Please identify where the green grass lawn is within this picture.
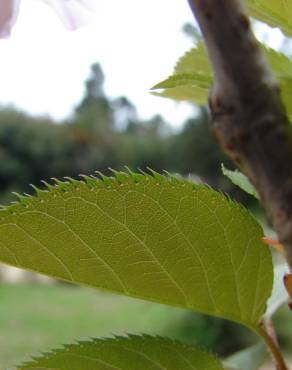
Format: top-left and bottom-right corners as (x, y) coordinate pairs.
(0, 284), (187, 370)
(1, 284), (291, 370)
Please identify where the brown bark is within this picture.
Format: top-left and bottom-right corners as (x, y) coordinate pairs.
(187, 0), (292, 268)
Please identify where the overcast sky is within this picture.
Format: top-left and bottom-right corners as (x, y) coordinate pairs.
(0, 0), (198, 126)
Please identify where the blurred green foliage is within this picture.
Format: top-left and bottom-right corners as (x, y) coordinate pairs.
(0, 285), (257, 369)
(167, 311), (257, 357)
(0, 285), (185, 369)
(0, 63), (248, 206)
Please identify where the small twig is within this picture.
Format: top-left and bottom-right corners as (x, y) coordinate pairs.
(258, 323), (289, 370)
(265, 319), (280, 351)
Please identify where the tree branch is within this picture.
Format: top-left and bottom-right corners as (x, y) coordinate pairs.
(187, 0), (292, 269)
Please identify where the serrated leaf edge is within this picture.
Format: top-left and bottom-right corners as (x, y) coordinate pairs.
(18, 333), (222, 369)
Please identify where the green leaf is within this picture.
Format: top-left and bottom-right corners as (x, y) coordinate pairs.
(262, 46), (292, 118)
(153, 42), (292, 120)
(279, 76), (292, 119)
(152, 73), (212, 90)
(151, 84), (208, 105)
(246, 0), (292, 36)
(151, 72), (211, 104)
(151, 44), (211, 104)
(265, 263), (290, 318)
(223, 343), (268, 370)
(0, 172), (273, 328)
(221, 164), (258, 199)
(174, 43), (212, 75)
(263, 46), (292, 77)
(19, 335), (224, 370)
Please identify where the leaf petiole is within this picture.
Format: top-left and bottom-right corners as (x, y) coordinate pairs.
(257, 322), (289, 370)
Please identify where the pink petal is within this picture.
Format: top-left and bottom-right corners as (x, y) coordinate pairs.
(0, 0), (21, 38)
(42, 0), (95, 30)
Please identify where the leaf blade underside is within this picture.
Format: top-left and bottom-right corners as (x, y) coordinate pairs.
(0, 172), (273, 328)
(221, 164), (258, 199)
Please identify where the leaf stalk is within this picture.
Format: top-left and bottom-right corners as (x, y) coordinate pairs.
(258, 323), (289, 370)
